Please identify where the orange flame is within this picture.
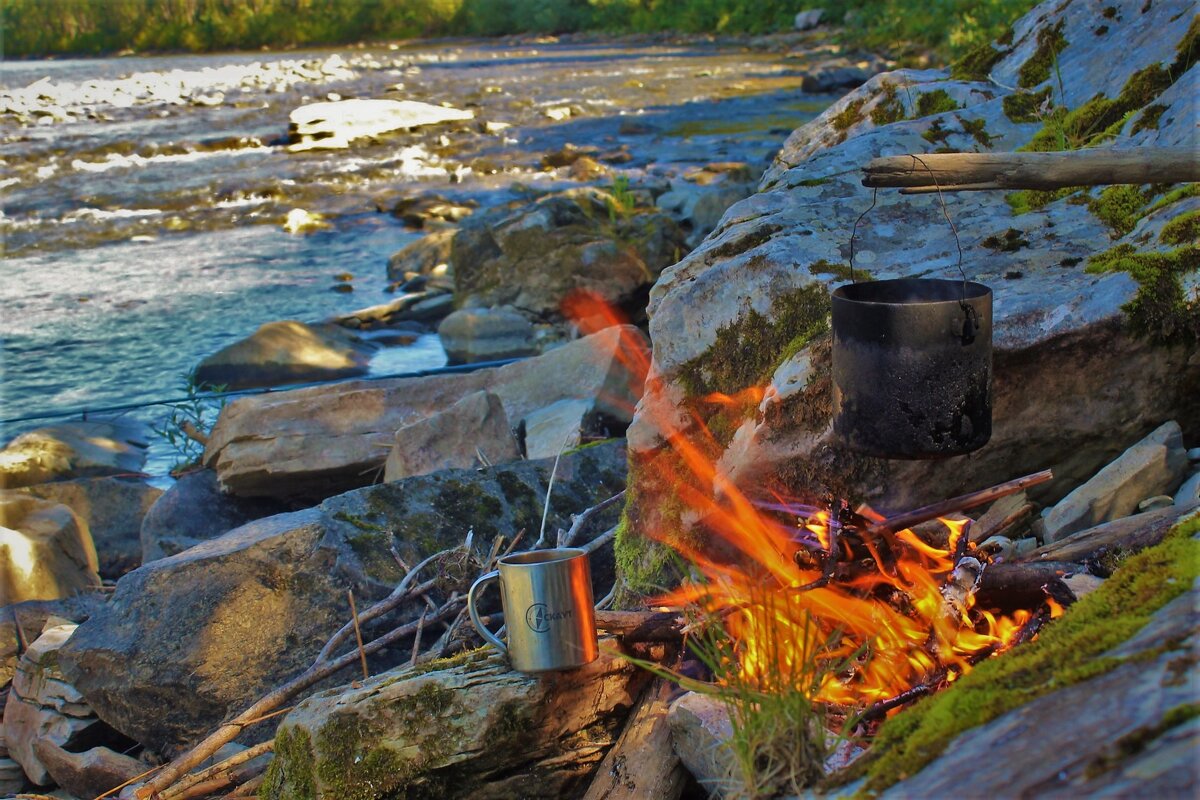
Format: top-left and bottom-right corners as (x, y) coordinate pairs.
(564, 294), (1049, 706)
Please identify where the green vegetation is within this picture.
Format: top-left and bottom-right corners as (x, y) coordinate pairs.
(981, 228), (1029, 252)
(1160, 209), (1200, 245)
(870, 83), (906, 126)
(677, 283), (830, 397)
(1017, 18), (1068, 88)
(1086, 243), (1200, 343)
(1088, 185), (1151, 237)
(150, 373), (227, 475)
(2, 0), (1040, 61)
(915, 89), (959, 117)
(1002, 87), (1052, 123)
(848, 513), (1200, 793)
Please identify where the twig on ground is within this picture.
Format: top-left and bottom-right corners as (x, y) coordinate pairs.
(159, 740), (274, 800)
(559, 490), (626, 549)
(348, 590), (369, 681)
(410, 610), (427, 667)
(534, 432), (573, 549)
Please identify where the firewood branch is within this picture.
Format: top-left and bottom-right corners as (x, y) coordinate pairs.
(559, 490), (626, 548)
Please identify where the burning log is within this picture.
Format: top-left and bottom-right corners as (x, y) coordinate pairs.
(870, 469), (1053, 537)
(974, 561), (1080, 613)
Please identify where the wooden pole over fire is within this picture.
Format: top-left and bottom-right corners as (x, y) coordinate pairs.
(862, 147), (1200, 193)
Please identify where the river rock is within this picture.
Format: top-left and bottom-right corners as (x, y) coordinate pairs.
(391, 194), (476, 228)
(624, 0), (1200, 578)
(438, 307), (537, 364)
(2, 623), (100, 786)
(287, 98), (474, 151)
(194, 320), (378, 391)
(204, 325), (647, 499)
(1042, 421), (1188, 543)
(522, 399), (602, 460)
(0, 495), (101, 606)
(655, 174), (755, 248)
(15, 477), (162, 579)
(451, 187), (686, 316)
(386, 229), (455, 281)
(33, 741), (145, 800)
(667, 691), (736, 793)
(0, 421), (148, 490)
(1176, 470), (1200, 507)
(793, 9), (825, 30)
(1, 595), (108, 691)
(880, 584), (1200, 798)
(140, 468), (294, 562)
(262, 645), (648, 800)
(57, 441), (626, 752)
(383, 390), (520, 481)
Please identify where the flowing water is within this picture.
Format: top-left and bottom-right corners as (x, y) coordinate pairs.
(0, 34), (832, 475)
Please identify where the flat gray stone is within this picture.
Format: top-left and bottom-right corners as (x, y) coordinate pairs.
(383, 390), (520, 481)
(437, 307), (536, 364)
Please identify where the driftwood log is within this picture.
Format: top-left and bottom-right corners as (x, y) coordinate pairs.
(1023, 502), (1198, 566)
(974, 561), (1080, 612)
(862, 148), (1200, 193)
(582, 679), (687, 800)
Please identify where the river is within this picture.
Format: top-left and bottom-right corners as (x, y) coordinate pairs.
(0, 34), (832, 475)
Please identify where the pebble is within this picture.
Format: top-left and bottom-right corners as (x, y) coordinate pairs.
(1188, 447), (1200, 463)
(1137, 495), (1175, 512)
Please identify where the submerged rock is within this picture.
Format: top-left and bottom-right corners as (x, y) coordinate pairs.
(194, 320), (377, 391)
(57, 441), (626, 752)
(204, 326), (647, 499)
(288, 98), (473, 151)
(0, 421), (148, 490)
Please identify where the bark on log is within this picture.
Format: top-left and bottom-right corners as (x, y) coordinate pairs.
(582, 679), (687, 800)
(595, 610), (685, 642)
(872, 469), (1053, 536)
(862, 149), (1200, 192)
(974, 561), (1081, 612)
(1023, 502), (1198, 567)
(260, 642), (652, 800)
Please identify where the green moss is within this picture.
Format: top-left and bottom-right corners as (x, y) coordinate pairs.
(831, 98), (866, 140)
(960, 117), (995, 148)
(1086, 243), (1200, 342)
(1005, 186), (1084, 214)
(1002, 87), (1052, 123)
(1160, 209), (1200, 245)
(1145, 184), (1200, 215)
(310, 683), (462, 800)
(853, 513), (1200, 793)
(677, 284), (830, 397)
(950, 40), (1006, 81)
(869, 83), (905, 125)
(796, 177), (830, 187)
(921, 118), (951, 146)
(1018, 18), (1067, 88)
(1171, 13), (1200, 77)
(981, 228), (1029, 252)
(259, 728), (316, 800)
(808, 259), (856, 282)
(1131, 103), (1168, 134)
(433, 479), (504, 539)
(1088, 185), (1152, 237)
(915, 89), (959, 117)
(334, 511), (387, 532)
(1023, 65), (1172, 152)
(1083, 703), (1200, 778)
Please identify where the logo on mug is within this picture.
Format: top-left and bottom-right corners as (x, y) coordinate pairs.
(525, 603), (574, 632)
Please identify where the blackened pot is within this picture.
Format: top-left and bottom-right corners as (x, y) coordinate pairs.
(831, 278), (992, 459)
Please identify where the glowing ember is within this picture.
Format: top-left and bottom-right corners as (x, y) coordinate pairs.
(563, 290), (1051, 708)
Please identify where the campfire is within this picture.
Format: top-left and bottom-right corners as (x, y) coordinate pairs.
(565, 292), (1063, 715)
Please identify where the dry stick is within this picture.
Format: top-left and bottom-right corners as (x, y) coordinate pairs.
(316, 546), (450, 662)
(347, 590), (369, 681)
(410, 610), (427, 667)
(170, 761), (268, 800)
(534, 435), (571, 549)
(559, 490), (627, 549)
(135, 600), (462, 799)
(583, 524), (619, 555)
(92, 765), (162, 800)
(221, 772), (266, 799)
(869, 469), (1053, 537)
(159, 740), (275, 800)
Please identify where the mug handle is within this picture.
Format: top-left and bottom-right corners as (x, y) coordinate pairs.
(467, 570), (507, 656)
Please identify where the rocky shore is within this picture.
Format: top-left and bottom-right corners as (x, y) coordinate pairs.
(1, 1), (1197, 798)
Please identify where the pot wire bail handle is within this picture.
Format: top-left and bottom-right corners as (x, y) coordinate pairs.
(848, 154), (978, 344)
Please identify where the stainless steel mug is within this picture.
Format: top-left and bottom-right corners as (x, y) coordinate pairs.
(467, 547), (598, 672)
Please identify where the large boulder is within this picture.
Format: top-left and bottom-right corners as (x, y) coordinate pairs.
(15, 477), (162, 578)
(203, 325), (648, 499)
(451, 187), (687, 316)
(194, 320), (378, 391)
(383, 390), (520, 482)
(139, 468), (294, 562)
(287, 98), (473, 151)
(0, 494), (100, 606)
(437, 307), (538, 364)
(57, 441), (627, 752)
(623, 0), (1199, 584)
(0, 421), (148, 490)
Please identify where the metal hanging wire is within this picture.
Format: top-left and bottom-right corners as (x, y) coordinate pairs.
(846, 154), (977, 341)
